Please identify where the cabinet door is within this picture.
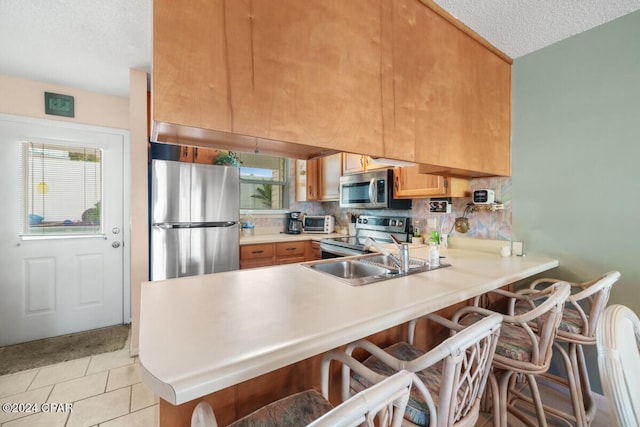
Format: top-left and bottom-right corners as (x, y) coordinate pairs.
(153, 0), (233, 133)
(179, 146), (194, 162)
(385, 0), (511, 176)
(225, 1), (385, 156)
(240, 243), (275, 269)
(275, 241), (306, 265)
(394, 166), (445, 198)
(342, 153), (366, 175)
(305, 241), (322, 261)
(193, 147), (219, 164)
(343, 154), (392, 174)
(394, 166), (470, 198)
(318, 153), (342, 201)
(305, 159), (319, 201)
(365, 157), (393, 171)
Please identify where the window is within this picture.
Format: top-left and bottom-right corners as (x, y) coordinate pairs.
(237, 153), (289, 210)
(22, 141), (102, 237)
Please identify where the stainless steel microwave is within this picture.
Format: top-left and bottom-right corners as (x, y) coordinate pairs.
(339, 169), (412, 209)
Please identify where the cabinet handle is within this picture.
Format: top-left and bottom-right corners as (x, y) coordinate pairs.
(360, 157), (364, 167)
(251, 250), (264, 254)
(286, 247), (296, 251)
(395, 175), (400, 191)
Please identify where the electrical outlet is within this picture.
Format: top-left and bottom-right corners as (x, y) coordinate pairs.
(429, 199), (451, 213)
(512, 241), (524, 256)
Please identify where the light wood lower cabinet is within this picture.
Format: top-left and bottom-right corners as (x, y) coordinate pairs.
(306, 241), (322, 261)
(275, 241), (306, 265)
(241, 240), (319, 269)
(240, 243), (275, 269)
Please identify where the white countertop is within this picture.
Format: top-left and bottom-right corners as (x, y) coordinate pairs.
(239, 231), (346, 245)
(139, 246), (558, 405)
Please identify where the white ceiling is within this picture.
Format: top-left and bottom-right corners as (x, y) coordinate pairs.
(1, 1), (639, 98)
(432, 0), (640, 58)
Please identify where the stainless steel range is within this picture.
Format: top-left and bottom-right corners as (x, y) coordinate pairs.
(319, 215), (410, 258)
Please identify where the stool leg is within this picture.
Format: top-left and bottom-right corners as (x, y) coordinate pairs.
(524, 373), (549, 427)
(497, 370), (515, 427)
(486, 370), (501, 427)
(560, 341), (588, 426)
(576, 343), (597, 424)
(504, 373), (549, 427)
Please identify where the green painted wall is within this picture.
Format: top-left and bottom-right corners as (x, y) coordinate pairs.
(512, 10), (640, 391)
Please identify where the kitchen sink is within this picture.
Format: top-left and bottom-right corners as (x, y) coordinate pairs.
(303, 254), (449, 286)
(358, 253), (429, 270)
(308, 260), (394, 281)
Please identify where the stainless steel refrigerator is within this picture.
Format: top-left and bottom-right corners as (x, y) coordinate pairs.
(151, 159), (240, 280)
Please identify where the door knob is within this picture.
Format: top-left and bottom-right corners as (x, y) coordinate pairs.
(112, 241), (121, 248)
(112, 227), (121, 234)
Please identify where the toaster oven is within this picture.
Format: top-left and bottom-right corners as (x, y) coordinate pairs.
(303, 215), (335, 233)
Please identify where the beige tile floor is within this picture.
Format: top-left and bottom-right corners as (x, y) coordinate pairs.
(0, 336), (158, 427)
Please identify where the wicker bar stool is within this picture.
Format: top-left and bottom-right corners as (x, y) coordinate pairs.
(452, 281), (571, 427)
(511, 271), (620, 426)
(597, 304), (640, 427)
(336, 313), (503, 427)
(191, 368), (421, 427)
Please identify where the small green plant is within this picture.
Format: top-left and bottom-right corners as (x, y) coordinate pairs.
(82, 201), (101, 224)
(251, 184), (273, 208)
(214, 151), (240, 166)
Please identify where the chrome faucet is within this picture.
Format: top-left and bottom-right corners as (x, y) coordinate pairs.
(389, 235), (410, 273)
(363, 235), (410, 273)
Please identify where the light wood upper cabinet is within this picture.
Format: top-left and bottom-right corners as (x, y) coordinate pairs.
(153, 0), (511, 177)
(342, 153), (367, 174)
(393, 166), (470, 198)
(317, 153), (342, 201)
(383, 0), (511, 176)
(342, 154), (393, 175)
(154, 0), (385, 157)
(297, 153), (342, 202)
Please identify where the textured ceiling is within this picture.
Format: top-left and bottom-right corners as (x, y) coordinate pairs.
(432, 0), (640, 58)
(0, 1), (639, 98)
(0, 0), (151, 98)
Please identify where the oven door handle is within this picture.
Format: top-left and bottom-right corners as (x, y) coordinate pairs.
(368, 178), (377, 206)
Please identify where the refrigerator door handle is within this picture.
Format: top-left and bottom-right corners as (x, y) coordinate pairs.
(153, 221), (238, 229)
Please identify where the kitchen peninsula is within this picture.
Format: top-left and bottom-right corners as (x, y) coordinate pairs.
(139, 244), (558, 426)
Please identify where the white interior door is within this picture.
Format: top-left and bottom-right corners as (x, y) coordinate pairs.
(0, 114), (128, 346)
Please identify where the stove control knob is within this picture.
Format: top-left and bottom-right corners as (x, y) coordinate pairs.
(390, 220), (396, 226)
(397, 220), (404, 227)
(362, 218), (368, 224)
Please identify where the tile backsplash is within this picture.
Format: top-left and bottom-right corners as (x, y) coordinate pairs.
(249, 165), (512, 241)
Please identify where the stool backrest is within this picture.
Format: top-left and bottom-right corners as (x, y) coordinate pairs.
(309, 370), (415, 427)
(191, 370), (418, 427)
(597, 304), (640, 427)
(511, 281), (571, 366)
(436, 313), (503, 426)
(567, 270), (620, 340)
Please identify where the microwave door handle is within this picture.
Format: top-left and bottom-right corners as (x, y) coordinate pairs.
(368, 178), (377, 206)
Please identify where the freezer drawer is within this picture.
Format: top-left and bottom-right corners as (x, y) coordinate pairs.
(151, 224), (239, 280)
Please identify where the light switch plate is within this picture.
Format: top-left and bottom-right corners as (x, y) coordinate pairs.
(429, 199), (451, 213)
